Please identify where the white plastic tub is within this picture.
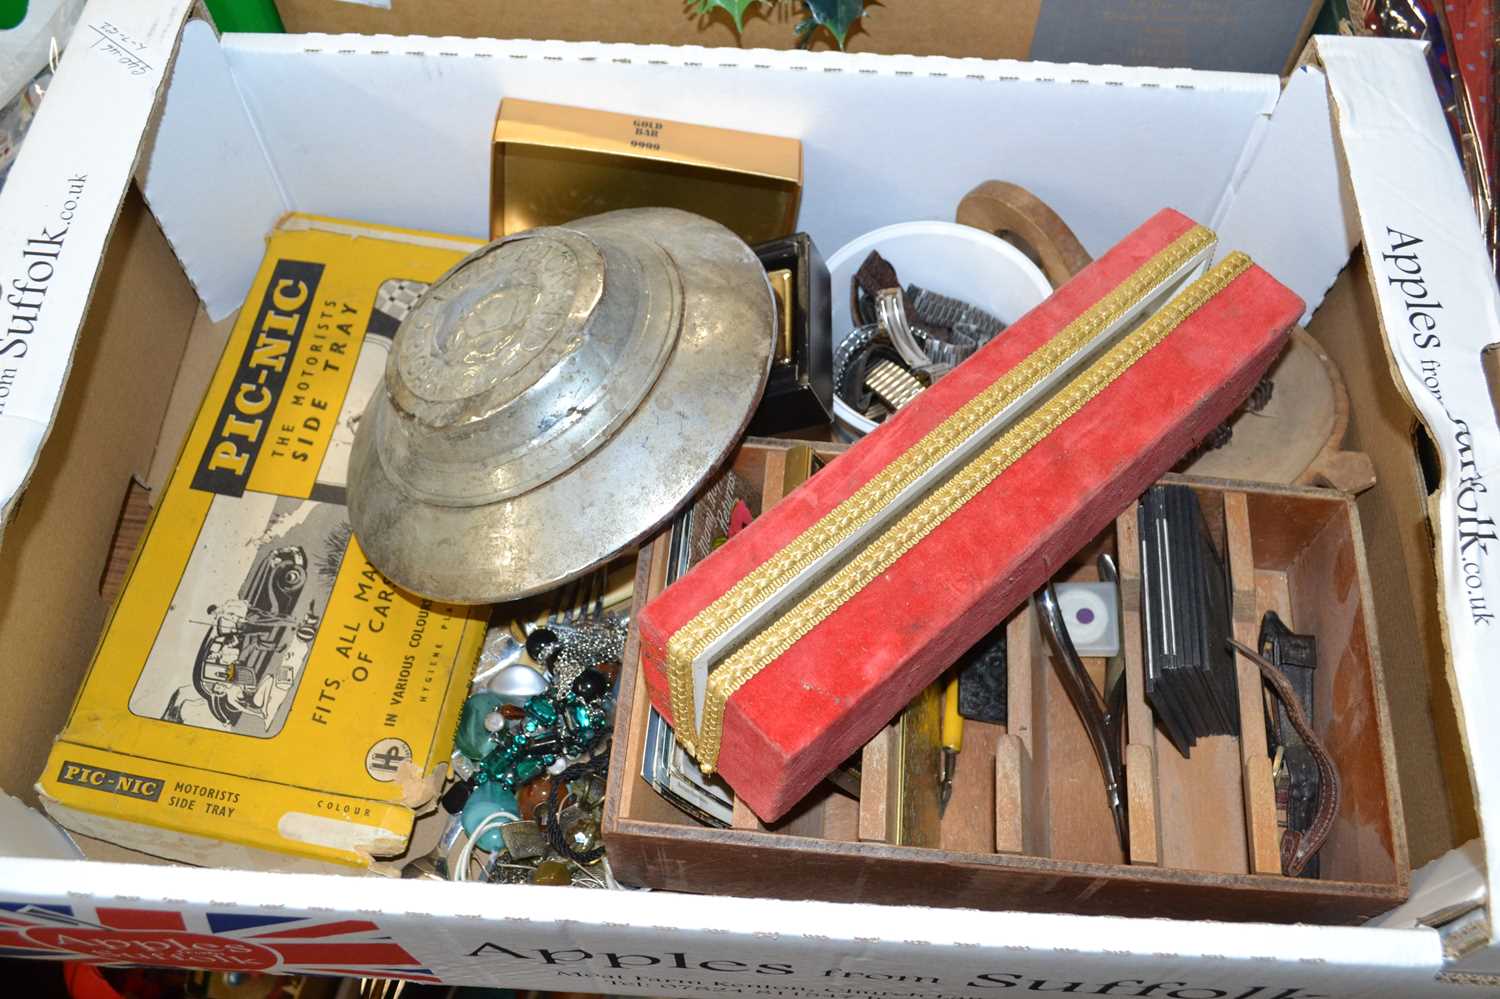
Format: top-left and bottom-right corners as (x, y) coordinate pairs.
(826, 221), (1052, 436)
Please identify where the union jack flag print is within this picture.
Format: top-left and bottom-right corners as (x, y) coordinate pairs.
(0, 902), (439, 981)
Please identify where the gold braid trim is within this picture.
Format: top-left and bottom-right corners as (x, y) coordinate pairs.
(690, 253), (1253, 771)
(690, 251), (1252, 770)
(664, 224), (1214, 758)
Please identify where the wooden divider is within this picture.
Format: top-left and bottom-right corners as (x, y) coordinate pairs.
(1004, 607), (1046, 856)
(940, 720), (1001, 853)
(858, 723), (894, 842)
(1115, 503), (1163, 866)
(616, 534), (709, 830)
(1224, 491), (1283, 875)
(993, 732), (1030, 855)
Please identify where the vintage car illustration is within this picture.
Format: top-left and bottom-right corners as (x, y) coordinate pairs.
(165, 546), (320, 732)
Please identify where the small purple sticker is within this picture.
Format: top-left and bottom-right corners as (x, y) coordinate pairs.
(1075, 607), (1095, 625)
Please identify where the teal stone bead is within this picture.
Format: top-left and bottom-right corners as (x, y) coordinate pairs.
(527, 697), (558, 725)
(461, 782), (520, 852)
(514, 757), (544, 783)
(456, 692), (505, 762)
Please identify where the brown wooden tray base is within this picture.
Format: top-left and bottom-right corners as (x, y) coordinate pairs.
(603, 442), (1408, 924)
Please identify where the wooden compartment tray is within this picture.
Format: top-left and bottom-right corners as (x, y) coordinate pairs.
(603, 442), (1408, 924)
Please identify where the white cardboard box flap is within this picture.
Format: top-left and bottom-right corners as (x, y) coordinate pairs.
(1214, 61), (1359, 319)
(0, 0), (192, 531)
(139, 18), (288, 327)
(0, 857), (1451, 996)
(1318, 32), (1500, 950)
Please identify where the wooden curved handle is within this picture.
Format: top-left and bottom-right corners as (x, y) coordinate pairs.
(955, 181), (1093, 289)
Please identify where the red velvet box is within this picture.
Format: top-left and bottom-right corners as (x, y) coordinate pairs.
(637, 209), (1304, 821)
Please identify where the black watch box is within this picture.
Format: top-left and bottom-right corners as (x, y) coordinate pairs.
(748, 233), (833, 435)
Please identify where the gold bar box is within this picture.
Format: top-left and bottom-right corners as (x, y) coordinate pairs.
(491, 99), (802, 244)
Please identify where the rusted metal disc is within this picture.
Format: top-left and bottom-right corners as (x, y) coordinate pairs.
(349, 208), (775, 603)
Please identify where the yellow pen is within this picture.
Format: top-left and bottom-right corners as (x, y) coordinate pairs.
(940, 671), (963, 812)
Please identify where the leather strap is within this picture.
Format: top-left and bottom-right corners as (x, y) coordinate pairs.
(1230, 639), (1341, 877)
(852, 250), (954, 338)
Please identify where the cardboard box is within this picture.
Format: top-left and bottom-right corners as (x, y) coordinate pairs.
(276, 0), (1322, 75)
(0, 3), (1496, 992)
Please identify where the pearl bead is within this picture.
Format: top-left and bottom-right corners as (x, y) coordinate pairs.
(487, 664), (549, 706)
